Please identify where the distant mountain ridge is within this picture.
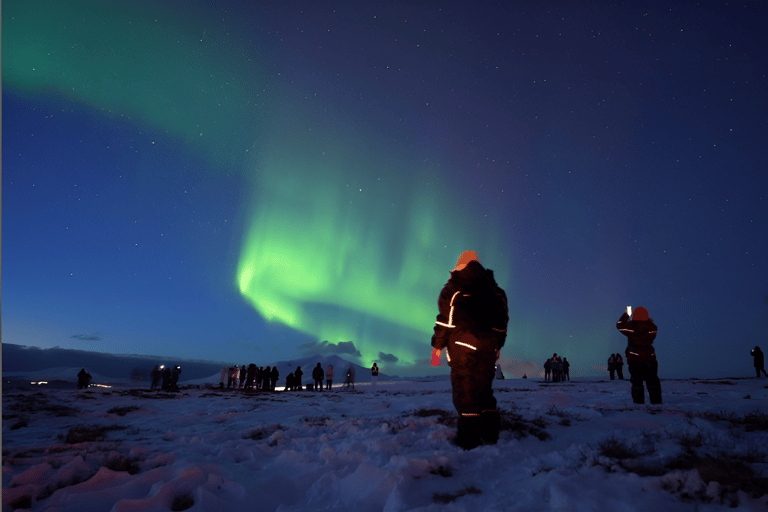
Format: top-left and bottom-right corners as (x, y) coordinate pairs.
(0, 344), (393, 384)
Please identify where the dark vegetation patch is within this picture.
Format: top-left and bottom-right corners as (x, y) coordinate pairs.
(2, 392), (80, 417)
(499, 410), (550, 441)
(593, 434), (767, 503)
(432, 485), (482, 504)
(115, 389), (180, 399)
(244, 423), (283, 441)
(301, 415), (332, 426)
(171, 492), (195, 511)
(10, 418), (29, 430)
(696, 409), (768, 432)
(106, 406), (140, 417)
(62, 424), (128, 444)
(7, 493), (32, 511)
(411, 408), (455, 425)
(429, 465), (454, 477)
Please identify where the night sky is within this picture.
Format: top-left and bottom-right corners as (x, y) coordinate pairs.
(3, 1), (767, 378)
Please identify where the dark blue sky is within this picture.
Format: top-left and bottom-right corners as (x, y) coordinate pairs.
(3, 1), (766, 378)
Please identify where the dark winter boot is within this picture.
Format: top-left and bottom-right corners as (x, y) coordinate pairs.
(631, 385), (645, 404)
(648, 386), (662, 405)
(480, 410), (501, 445)
(454, 415), (482, 450)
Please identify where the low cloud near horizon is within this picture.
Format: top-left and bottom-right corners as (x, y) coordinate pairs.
(299, 340), (361, 358)
(70, 334), (102, 342)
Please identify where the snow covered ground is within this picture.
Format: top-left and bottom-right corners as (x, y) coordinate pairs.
(3, 374), (767, 511)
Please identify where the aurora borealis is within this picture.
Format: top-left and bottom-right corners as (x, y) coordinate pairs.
(3, 1), (767, 378)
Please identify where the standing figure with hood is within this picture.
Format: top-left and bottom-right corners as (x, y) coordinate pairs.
(312, 363), (324, 391)
(431, 251), (509, 450)
(614, 353), (624, 380)
(151, 366), (162, 390)
(77, 368), (92, 389)
(326, 364), (334, 390)
(617, 306), (661, 405)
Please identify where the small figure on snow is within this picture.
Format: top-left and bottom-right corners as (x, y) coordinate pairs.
(751, 346), (767, 378)
(371, 362), (379, 388)
(313, 363), (324, 391)
(77, 368), (92, 389)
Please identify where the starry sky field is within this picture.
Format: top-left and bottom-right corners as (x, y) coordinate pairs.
(3, 1), (767, 378)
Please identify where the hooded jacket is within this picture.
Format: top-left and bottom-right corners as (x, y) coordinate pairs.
(431, 260), (508, 365)
(617, 312), (658, 362)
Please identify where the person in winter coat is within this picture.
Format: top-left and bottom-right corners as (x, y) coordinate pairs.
(170, 365), (182, 390)
(544, 359), (552, 382)
(326, 364), (334, 390)
(312, 363), (324, 391)
(751, 346), (768, 378)
(344, 365), (356, 390)
(371, 363), (379, 388)
(270, 366), (279, 391)
(617, 307), (661, 405)
(431, 251), (509, 450)
(227, 366), (236, 389)
(614, 353), (624, 380)
(151, 366), (163, 390)
(562, 358), (570, 381)
(552, 355), (563, 383)
(294, 366), (303, 390)
(246, 364), (257, 390)
(77, 368), (92, 389)
(285, 372), (294, 391)
(219, 366), (227, 389)
(162, 366), (172, 390)
(239, 365), (247, 389)
(607, 354), (616, 380)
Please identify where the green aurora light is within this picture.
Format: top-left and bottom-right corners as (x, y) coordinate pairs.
(4, 0), (506, 366)
(236, 116), (505, 365)
(2, 0), (269, 167)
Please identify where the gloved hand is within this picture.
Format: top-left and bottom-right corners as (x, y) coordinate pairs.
(431, 348), (442, 366)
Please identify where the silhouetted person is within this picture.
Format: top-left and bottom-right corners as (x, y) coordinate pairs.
(77, 368), (92, 389)
(544, 359), (551, 382)
(371, 362), (379, 388)
(151, 366), (162, 390)
(562, 358), (570, 381)
(617, 307), (661, 405)
(170, 365), (181, 390)
(294, 366), (303, 390)
(270, 366), (279, 391)
(326, 364), (334, 390)
(607, 354), (616, 380)
(162, 366), (172, 390)
(614, 353), (624, 380)
(344, 365), (356, 390)
(751, 346), (767, 378)
(313, 363), (324, 391)
(431, 251), (509, 450)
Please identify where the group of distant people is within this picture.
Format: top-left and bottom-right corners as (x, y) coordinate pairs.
(606, 353), (625, 380)
(542, 354), (570, 382)
(221, 364), (280, 391)
(211, 361), (373, 392)
(150, 365), (182, 391)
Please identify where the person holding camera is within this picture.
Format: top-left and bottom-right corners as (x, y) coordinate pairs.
(617, 306), (661, 405)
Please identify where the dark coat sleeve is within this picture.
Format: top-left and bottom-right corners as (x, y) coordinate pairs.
(431, 283), (457, 350)
(493, 286), (509, 350)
